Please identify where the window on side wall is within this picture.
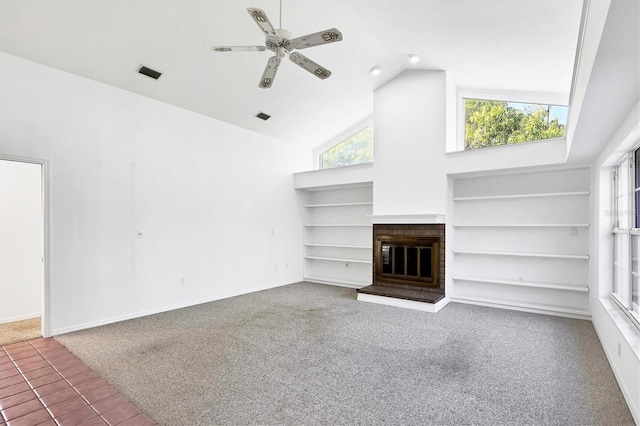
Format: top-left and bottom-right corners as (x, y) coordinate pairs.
(463, 98), (568, 150)
(320, 124), (373, 170)
(612, 148), (640, 326)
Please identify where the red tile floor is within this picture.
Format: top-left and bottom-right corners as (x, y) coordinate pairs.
(0, 338), (155, 426)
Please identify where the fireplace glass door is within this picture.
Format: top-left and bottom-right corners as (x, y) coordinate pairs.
(376, 236), (439, 286)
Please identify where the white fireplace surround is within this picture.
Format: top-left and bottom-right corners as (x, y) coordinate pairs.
(369, 214), (446, 224)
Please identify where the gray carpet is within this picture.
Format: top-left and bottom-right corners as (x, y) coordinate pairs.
(55, 282), (634, 426)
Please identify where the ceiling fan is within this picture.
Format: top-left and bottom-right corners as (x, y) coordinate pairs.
(211, 2), (343, 89)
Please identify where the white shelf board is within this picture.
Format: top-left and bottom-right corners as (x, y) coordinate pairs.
(452, 275), (589, 292)
(304, 276), (369, 289)
(452, 223), (590, 228)
(305, 243), (372, 249)
(304, 224), (371, 227)
(452, 249), (589, 260)
(304, 256), (371, 264)
(450, 296), (590, 319)
(304, 202), (373, 208)
(452, 191), (590, 201)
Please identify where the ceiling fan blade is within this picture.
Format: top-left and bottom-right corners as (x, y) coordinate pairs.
(211, 46), (267, 52)
(259, 56), (282, 89)
(247, 8), (279, 39)
(290, 28), (343, 50)
(289, 52), (332, 80)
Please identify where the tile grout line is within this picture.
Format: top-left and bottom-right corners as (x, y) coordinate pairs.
(29, 339), (98, 422)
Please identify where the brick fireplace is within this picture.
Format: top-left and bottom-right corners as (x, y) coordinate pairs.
(357, 223), (447, 311)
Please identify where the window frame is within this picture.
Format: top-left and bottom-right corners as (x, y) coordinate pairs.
(314, 118), (373, 170)
(612, 149), (640, 328)
(456, 90), (569, 151)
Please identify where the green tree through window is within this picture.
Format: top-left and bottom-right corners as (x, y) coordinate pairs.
(464, 99), (566, 150)
(320, 125), (373, 169)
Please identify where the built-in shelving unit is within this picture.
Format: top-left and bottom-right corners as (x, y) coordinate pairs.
(450, 167), (591, 318)
(300, 184), (373, 288)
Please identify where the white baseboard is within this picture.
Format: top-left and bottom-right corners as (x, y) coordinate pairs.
(51, 281), (296, 336)
(0, 313), (40, 324)
(357, 293), (450, 313)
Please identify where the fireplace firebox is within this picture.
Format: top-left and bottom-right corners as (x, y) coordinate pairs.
(376, 235), (439, 287)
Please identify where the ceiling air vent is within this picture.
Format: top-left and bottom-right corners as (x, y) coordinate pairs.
(137, 65), (162, 80)
(256, 112), (271, 121)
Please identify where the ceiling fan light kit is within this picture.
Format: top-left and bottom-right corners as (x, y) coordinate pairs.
(211, 5), (343, 89)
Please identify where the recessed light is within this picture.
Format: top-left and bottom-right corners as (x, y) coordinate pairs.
(409, 54), (420, 63)
(369, 66), (381, 76)
(137, 65), (162, 80)
(256, 111), (271, 121)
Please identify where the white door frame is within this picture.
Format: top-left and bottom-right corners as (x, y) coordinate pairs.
(0, 154), (51, 338)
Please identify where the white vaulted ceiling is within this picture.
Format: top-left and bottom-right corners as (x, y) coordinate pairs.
(0, 0), (583, 149)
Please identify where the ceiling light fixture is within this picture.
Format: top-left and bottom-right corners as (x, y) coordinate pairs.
(409, 54), (420, 63)
(369, 66), (381, 76)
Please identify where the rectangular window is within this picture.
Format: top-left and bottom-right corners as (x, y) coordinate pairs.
(612, 149), (640, 325)
(464, 98), (568, 150)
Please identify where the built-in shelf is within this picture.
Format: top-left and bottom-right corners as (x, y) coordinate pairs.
(452, 223), (590, 228)
(304, 202), (373, 208)
(451, 168), (591, 319)
(450, 296), (590, 318)
(452, 249), (589, 260)
(304, 224), (371, 227)
(304, 276), (369, 288)
(304, 256), (371, 264)
(452, 191), (590, 202)
(452, 275), (589, 293)
(302, 184), (373, 288)
(305, 243), (372, 249)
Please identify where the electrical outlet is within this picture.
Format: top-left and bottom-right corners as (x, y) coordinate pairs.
(570, 227), (578, 237)
(137, 230), (144, 238)
(180, 277), (185, 285)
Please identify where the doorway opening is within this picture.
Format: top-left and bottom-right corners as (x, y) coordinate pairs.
(0, 156), (50, 345)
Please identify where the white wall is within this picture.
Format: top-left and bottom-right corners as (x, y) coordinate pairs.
(0, 52), (311, 335)
(582, 0), (640, 421)
(373, 71), (447, 216)
(590, 104), (640, 424)
(0, 160), (42, 323)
